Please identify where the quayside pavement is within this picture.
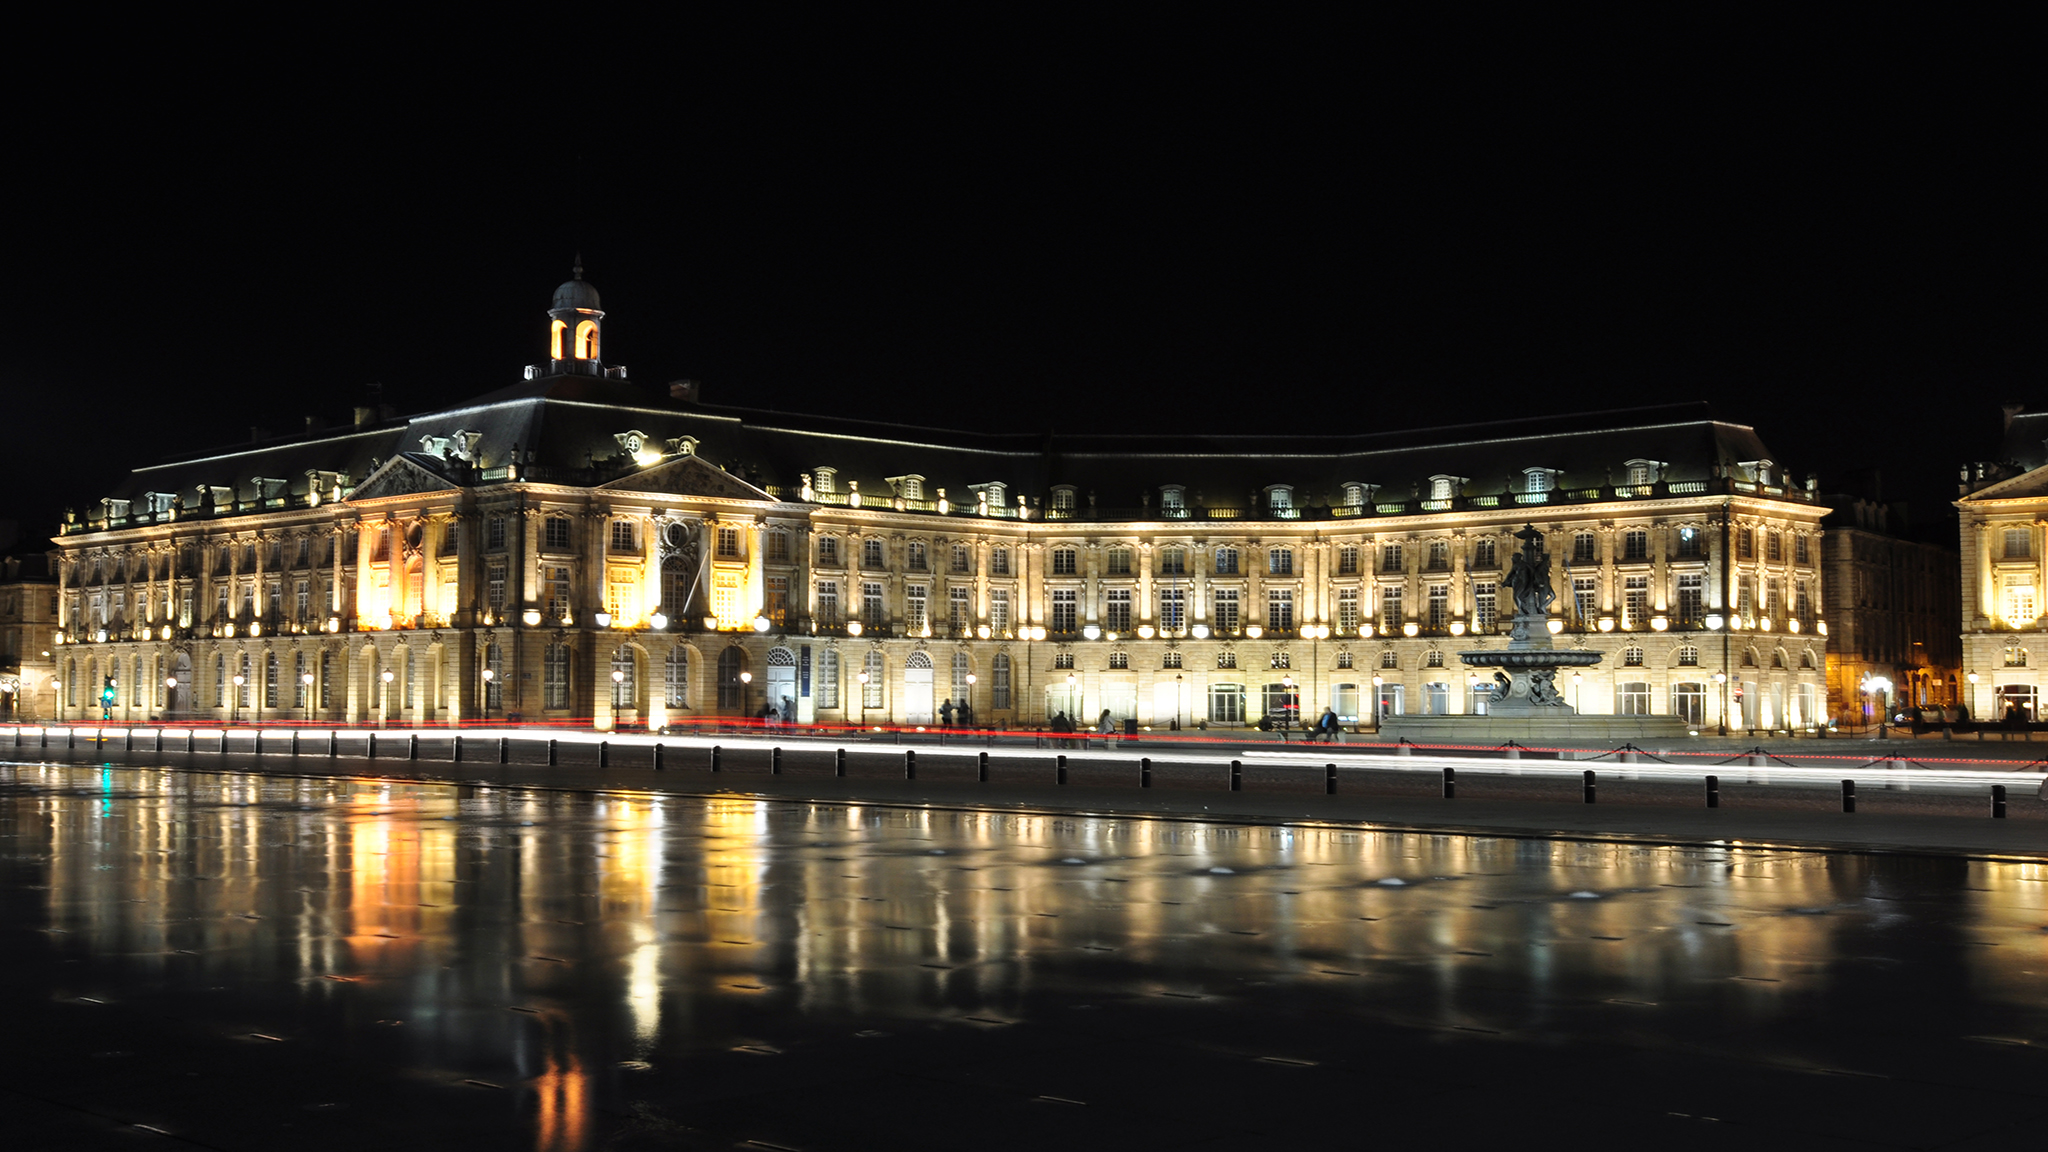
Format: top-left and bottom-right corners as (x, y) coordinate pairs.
(6, 723), (2048, 861)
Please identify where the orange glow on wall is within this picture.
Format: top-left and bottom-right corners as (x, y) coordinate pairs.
(574, 319), (599, 360)
(550, 319), (566, 359)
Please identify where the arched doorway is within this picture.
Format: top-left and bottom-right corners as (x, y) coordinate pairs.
(718, 647), (747, 714)
(167, 651), (193, 717)
(766, 647), (797, 724)
(903, 651), (934, 725)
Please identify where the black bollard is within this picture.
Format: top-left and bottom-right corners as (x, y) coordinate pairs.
(653, 743), (665, 771)
(329, 731), (339, 758)
(452, 735), (462, 763)
(1705, 774), (1720, 808)
(1583, 769), (1597, 804)
(187, 729), (195, 754)
(905, 749), (916, 780)
(1841, 779), (1856, 813)
(1230, 759), (1243, 792)
(498, 736), (509, 764)
(124, 727), (133, 752)
(1057, 754), (1068, 785)
(291, 731), (301, 757)
(42, 726), (50, 749)
(598, 740), (609, 768)
(408, 734), (420, 761)
(977, 751), (988, 782)
(835, 748), (847, 778)
(1992, 783), (2008, 819)
(219, 729), (228, 754)
(1443, 766), (1456, 799)
(253, 730), (261, 757)
(67, 728), (75, 749)
(367, 732), (377, 759)
(547, 738), (558, 766)
(1142, 757), (1153, 789)
(155, 729), (164, 754)
(1326, 763), (1337, 796)
(774, 747), (783, 775)
(711, 745), (722, 773)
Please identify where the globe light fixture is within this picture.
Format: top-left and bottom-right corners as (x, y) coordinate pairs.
(1191, 624), (1210, 639)
(1245, 625), (1263, 640)
(1137, 625), (1155, 639)
(754, 615), (771, 632)
(1705, 613), (1724, 630)
(1083, 624), (1101, 640)
(1546, 618), (1565, 635)
(594, 611), (612, 628)
(1402, 622), (1419, 637)
(1597, 617), (1615, 632)
(846, 620), (863, 637)
(650, 612), (668, 630)
(249, 622), (261, 637)
(381, 670), (394, 683)
(164, 677), (177, 689)
(739, 671), (752, 684)
(1449, 621), (1466, 637)
(977, 624), (991, 640)
(611, 669), (625, 683)
(523, 609), (543, 626)
(1651, 616), (1669, 631)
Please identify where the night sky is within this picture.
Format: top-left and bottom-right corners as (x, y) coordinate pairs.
(5, 23), (2036, 546)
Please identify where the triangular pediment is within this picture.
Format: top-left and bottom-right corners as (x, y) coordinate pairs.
(1964, 463), (2048, 502)
(346, 455), (461, 502)
(600, 454), (773, 501)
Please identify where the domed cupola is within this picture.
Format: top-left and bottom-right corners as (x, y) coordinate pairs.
(546, 257), (606, 374)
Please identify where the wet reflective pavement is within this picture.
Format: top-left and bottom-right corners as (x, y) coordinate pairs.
(4, 763), (2048, 1150)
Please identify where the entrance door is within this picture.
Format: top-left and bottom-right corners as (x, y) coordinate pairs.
(903, 652), (934, 725)
(766, 647), (798, 724)
(168, 652), (193, 717)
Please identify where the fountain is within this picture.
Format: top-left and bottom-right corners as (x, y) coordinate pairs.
(1382, 524), (1688, 740)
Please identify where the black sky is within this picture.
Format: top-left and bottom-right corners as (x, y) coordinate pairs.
(4, 19), (2037, 544)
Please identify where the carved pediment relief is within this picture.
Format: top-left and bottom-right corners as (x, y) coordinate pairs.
(601, 454), (772, 501)
(346, 455), (461, 502)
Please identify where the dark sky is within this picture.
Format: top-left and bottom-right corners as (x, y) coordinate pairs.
(5, 21), (2037, 545)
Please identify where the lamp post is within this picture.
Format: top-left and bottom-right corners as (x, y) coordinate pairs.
(611, 666), (626, 727)
(380, 668), (394, 728)
(165, 676), (177, 721)
(231, 673), (244, 726)
(301, 671), (315, 725)
(1175, 672), (1185, 731)
(1370, 673), (1384, 731)
(1713, 670), (1729, 737)
(739, 670), (753, 724)
(857, 670), (869, 729)
(481, 667), (494, 724)
(1966, 670), (1979, 721)
(1281, 674), (1296, 732)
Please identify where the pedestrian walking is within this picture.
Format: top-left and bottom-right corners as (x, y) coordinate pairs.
(940, 698), (955, 727)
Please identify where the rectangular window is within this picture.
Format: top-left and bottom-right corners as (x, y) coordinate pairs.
(717, 526), (741, 558)
(1795, 534), (1810, 564)
(544, 566), (571, 618)
(487, 516), (506, 550)
(1573, 532), (1597, 564)
(817, 581), (841, 626)
(1473, 581), (1497, 630)
(1427, 541), (1449, 570)
(1795, 579), (1811, 621)
(1574, 576), (1597, 623)
(1214, 547), (1239, 575)
(862, 539), (885, 569)
(1767, 531), (1783, 562)
(1473, 538), (1497, 568)
(950, 543), (971, 573)
(989, 588), (1011, 635)
(1267, 587), (1294, 631)
(1427, 584), (1448, 629)
(813, 650), (835, 709)
(544, 645), (569, 709)
(2006, 528), (2032, 560)
(1737, 576), (1754, 619)
(906, 586), (929, 633)
(1268, 548), (1294, 575)
(487, 564), (506, 614)
(1617, 682), (1652, 716)
(991, 654), (1012, 710)
(949, 586), (971, 632)
(1159, 546), (1186, 576)
(990, 547), (1011, 576)
(544, 516), (572, 551)
(1051, 548), (1077, 575)
(1624, 575), (1649, 628)
(1337, 588), (1360, 633)
(1676, 526), (1704, 559)
(1736, 527), (1754, 560)
(764, 575), (789, 623)
(1381, 543), (1403, 571)
(768, 531), (791, 564)
(1677, 574), (1704, 626)
(1380, 585), (1403, 630)
(1209, 683), (1245, 725)
(1212, 587), (1241, 634)
(611, 519), (636, 551)
(818, 536), (840, 566)
(862, 582), (886, 628)
(1337, 545), (1359, 575)
(1159, 587), (1186, 632)
(1051, 589), (1077, 633)
(1623, 530), (1648, 561)
(1105, 547), (1132, 575)
(1104, 588), (1132, 632)
(906, 541), (928, 571)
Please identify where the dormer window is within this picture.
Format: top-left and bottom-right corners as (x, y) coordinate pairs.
(1427, 475), (1464, 501)
(1623, 459), (1664, 486)
(1160, 485), (1187, 515)
(1340, 482), (1371, 506)
(969, 481), (1007, 514)
(1051, 486), (1078, 513)
(1738, 460), (1774, 486)
(813, 467), (837, 495)
(887, 475), (925, 502)
(1265, 485), (1294, 513)
(1523, 468), (1559, 494)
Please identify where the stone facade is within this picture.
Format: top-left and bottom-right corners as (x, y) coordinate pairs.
(43, 271), (1830, 732)
(1, 554), (58, 720)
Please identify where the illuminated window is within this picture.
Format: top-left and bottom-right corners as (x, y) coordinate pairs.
(1051, 548), (1077, 575)
(544, 643), (569, 708)
(814, 649), (836, 709)
(1105, 547), (1133, 575)
(991, 653), (1011, 709)
(1212, 587), (1240, 634)
(544, 517), (572, 551)
(550, 318), (567, 359)
(1214, 547), (1239, 575)
(574, 319), (599, 359)
(544, 566), (571, 619)
(1050, 589), (1076, 633)
(990, 547), (1011, 576)
(1104, 588), (1132, 631)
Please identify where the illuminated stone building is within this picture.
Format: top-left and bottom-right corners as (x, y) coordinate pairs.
(1819, 495), (1960, 724)
(1, 553), (59, 719)
(1956, 408), (2048, 719)
(45, 269), (1829, 732)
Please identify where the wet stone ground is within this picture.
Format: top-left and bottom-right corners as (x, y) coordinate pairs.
(2, 762), (2047, 1150)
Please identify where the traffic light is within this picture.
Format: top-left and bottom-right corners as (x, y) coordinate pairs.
(100, 676), (116, 707)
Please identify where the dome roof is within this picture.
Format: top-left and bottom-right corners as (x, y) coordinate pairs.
(550, 260), (602, 313)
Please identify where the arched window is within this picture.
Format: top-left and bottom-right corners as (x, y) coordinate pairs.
(991, 652), (1012, 710)
(1381, 650), (1398, 669)
(574, 319), (599, 360)
(544, 643), (569, 709)
(665, 647), (688, 709)
(483, 643), (502, 710)
(238, 652), (252, 708)
(1426, 650), (1444, 668)
(1676, 645), (1699, 666)
(815, 648), (839, 710)
(265, 652), (280, 707)
(550, 318), (567, 359)
(132, 655), (145, 707)
(862, 650), (886, 708)
(321, 650), (334, 709)
(952, 651), (973, 703)
(718, 647), (746, 710)
(1622, 646), (1644, 667)
(293, 652), (307, 708)
(213, 653), (225, 707)
(611, 647), (635, 708)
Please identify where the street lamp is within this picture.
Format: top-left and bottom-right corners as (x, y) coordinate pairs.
(1281, 674), (1296, 730)
(380, 668), (394, 727)
(231, 673), (245, 725)
(301, 671), (315, 724)
(481, 667), (495, 723)
(1175, 672), (1185, 731)
(857, 670), (869, 729)
(1370, 673), (1384, 730)
(1713, 670), (1729, 736)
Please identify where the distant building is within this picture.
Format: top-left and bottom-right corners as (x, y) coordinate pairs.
(1, 553), (59, 720)
(42, 267), (1830, 732)
(1819, 494), (1960, 724)
(1957, 407), (2048, 719)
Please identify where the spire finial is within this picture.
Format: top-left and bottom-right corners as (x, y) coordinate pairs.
(572, 253), (584, 281)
